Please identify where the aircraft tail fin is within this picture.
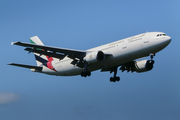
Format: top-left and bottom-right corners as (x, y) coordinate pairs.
(30, 36), (44, 45)
(30, 36), (56, 71)
(30, 36), (48, 66)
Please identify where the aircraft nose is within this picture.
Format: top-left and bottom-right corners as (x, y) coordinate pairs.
(161, 35), (171, 47)
(166, 36), (171, 44)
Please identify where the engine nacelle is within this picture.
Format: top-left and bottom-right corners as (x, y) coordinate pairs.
(135, 60), (154, 73)
(84, 51), (105, 63)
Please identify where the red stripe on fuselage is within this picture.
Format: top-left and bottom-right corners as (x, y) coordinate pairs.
(46, 56), (57, 72)
(40, 49), (57, 72)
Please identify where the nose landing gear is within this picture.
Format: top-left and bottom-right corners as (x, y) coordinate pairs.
(149, 53), (155, 65)
(150, 53), (155, 60)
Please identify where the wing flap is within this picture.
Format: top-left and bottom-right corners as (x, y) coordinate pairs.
(24, 48), (66, 60)
(101, 61), (135, 73)
(101, 66), (117, 73)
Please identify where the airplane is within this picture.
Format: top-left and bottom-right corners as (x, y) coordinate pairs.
(8, 32), (171, 82)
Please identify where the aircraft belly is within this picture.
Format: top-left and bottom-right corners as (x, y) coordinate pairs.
(54, 60), (83, 76)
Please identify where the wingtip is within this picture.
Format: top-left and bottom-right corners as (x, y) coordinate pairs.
(8, 63), (13, 65)
(11, 41), (21, 45)
(11, 42), (14, 45)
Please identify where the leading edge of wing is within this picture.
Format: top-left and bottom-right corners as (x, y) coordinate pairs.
(11, 41), (86, 59)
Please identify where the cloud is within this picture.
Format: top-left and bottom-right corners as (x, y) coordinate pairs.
(0, 92), (19, 105)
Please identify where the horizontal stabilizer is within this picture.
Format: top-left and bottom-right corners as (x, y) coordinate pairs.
(8, 63), (42, 71)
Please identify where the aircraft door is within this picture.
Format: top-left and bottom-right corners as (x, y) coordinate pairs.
(142, 33), (149, 49)
(143, 33), (149, 44)
(122, 40), (127, 49)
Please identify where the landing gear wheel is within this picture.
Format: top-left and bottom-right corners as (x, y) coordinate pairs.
(116, 77), (120, 81)
(81, 71), (91, 77)
(110, 77), (114, 82)
(110, 76), (120, 82)
(81, 72), (86, 77)
(87, 71), (91, 76)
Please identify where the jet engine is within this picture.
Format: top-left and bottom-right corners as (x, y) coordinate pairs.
(120, 59), (154, 73)
(84, 51), (105, 63)
(134, 60), (154, 73)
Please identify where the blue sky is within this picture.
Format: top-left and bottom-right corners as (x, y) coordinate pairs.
(0, 0), (180, 120)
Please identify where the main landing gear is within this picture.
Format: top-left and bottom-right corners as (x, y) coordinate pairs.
(81, 61), (91, 77)
(110, 67), (120, 82)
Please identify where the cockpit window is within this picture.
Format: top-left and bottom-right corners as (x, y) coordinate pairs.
(157, 34), (167, 37)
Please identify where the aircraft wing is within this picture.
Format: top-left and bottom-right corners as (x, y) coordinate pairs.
(101, 66), (118, 73)
(101, 61), (136, 73)
(11, 41), (86, 59)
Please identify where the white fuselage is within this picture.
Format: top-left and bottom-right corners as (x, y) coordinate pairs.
(39, 32), (171, 76)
